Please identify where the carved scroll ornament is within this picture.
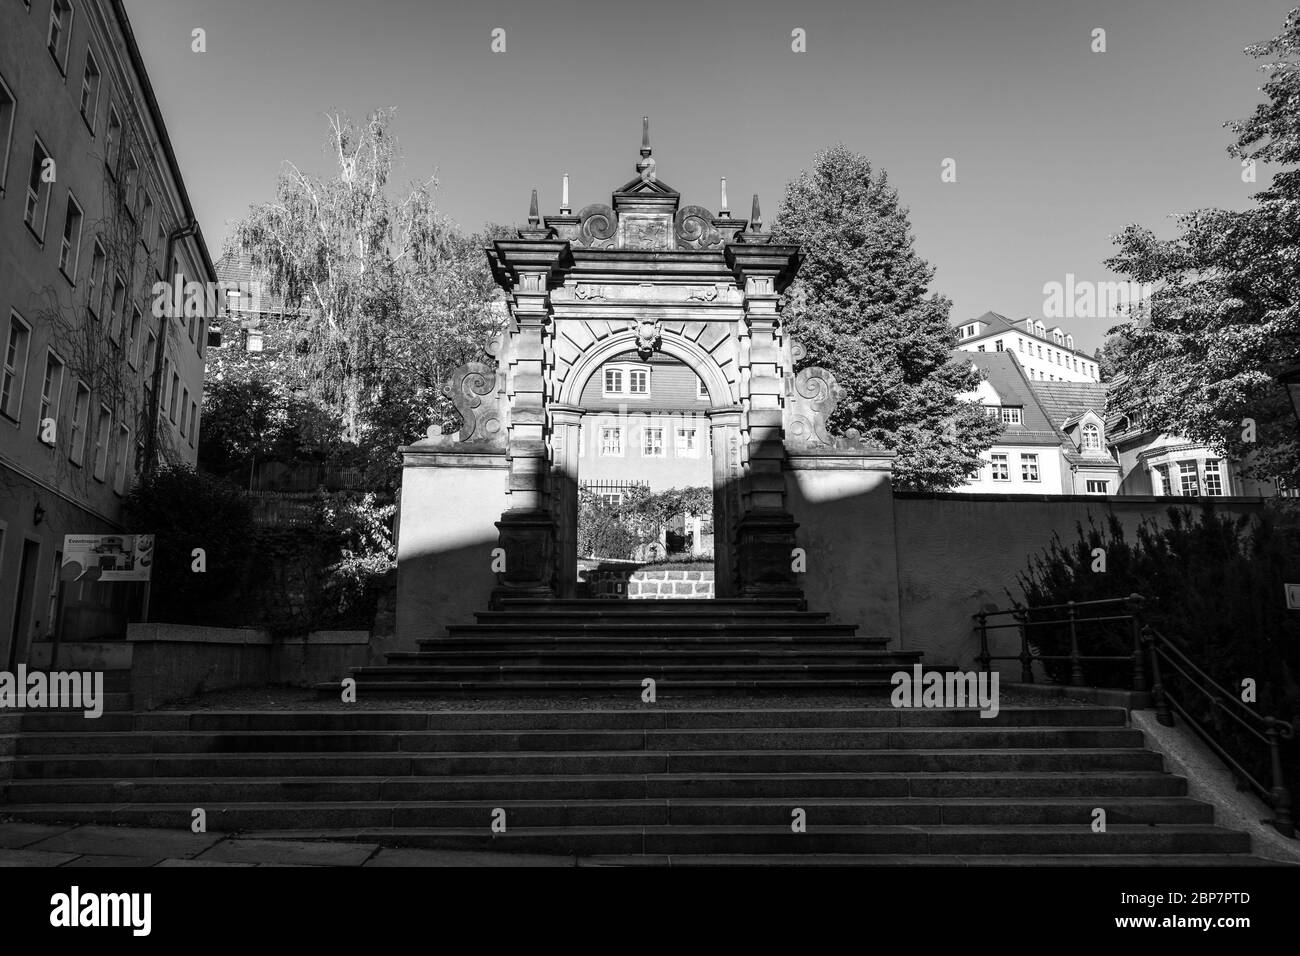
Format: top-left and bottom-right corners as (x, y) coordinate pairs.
(576, 203), (617, 249)
(429, 361), (505, 448)
(785, 366), (845, 447)
(674, 205), (723, 250)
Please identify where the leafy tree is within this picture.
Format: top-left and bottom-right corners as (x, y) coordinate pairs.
(124, 465), (256, 626)
(227, 110), (507, 472)
(1094, 327), (1136, 382)
(769, 144), (1001, 489)
(577, 486), (712, 560)
(1103, 8), (1300, 483)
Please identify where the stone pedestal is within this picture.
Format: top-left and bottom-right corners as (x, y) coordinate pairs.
(736, 509), (802, 599)
(493, 510), (556, 602)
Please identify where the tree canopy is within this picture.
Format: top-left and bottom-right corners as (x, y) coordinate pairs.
(1103, 8), (1300, 483)
(769, 144), (1001, 489)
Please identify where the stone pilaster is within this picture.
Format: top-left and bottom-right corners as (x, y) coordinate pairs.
(490, 238), (572, 599)
(549, 403), (585, 598)
(725, 239), (803, 598)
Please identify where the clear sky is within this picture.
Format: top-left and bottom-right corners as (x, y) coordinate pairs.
(124, 0), (1295, 355)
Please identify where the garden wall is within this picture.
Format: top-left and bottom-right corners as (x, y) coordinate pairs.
(890, 493), (1268, 671)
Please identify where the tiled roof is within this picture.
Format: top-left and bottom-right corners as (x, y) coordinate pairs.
(959, 351), (1065, 447)
(215, 254), (301, 316)
(1030, 381), (1108, 428)
(956, 310), (1095, 361)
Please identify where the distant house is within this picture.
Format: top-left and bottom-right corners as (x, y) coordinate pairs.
(1102, 374), (1275, 498)
(954, 311), (1100, 383)
(955, 351), (1276, 498)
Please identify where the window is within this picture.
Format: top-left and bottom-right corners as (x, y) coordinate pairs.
(642, 425), (664, 457)
(79, 49), (100, 129)
(994, 339), (1003, 351)
(603, 363), (650, 397)
(1017, 337), (1024, 353)
(246, 328), (264, 352)
(69, 381), (89, 464)
(1204, 460), (1224, 496)
(38, 351), (64, 441)
(990, 453), (1010, 482)
(143, 330), (156, 374)
(169, 371), (179, 421)
(1000, 407), (1022, 425)
(1086, 479), (1108, 495)
(123, 150), (140, 215)
(697, 378), (708, 400)
(161, 358), (170, 412)
(0, 74), (15, 197)
(86, 241), (105, 319)
(2, 312), (32, 421)
(599, 426), (622, 456)
(113, 424), (129, 493)
(108, 276), (126, 343)
(127, 307), (142, 368)
(675, 427), (698, 458)
(1021, 453), (1040, 482)
(92, 405), (111, 480)
(976, 344), (985, 352)
(188, 400), (198, 444)
(47, 0), (73, 72)
(25, 138), (52, 239)
(58, 192), (83, 278)
(179, 386), (189, 436)
(1179, 460), (1199, 496)
(105, 106), (121, 174)
(1081, 423), (1101, 450)
(140, 192), (154, 246)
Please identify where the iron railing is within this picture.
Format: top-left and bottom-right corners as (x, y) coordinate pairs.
(975, 594), (1148, 690)
(975, 594), (1295, 838)
(1143, 624), (1295, 838)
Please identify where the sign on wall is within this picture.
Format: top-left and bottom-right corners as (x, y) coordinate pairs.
(61, 535), (155, 583)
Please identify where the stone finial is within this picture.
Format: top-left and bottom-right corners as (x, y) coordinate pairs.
(749, 193), (763, 232)
(528, 188), (540, 226)
(560, 173), (571, 215)
(720, 177), (729, 216)
(636, 116), (654, 177)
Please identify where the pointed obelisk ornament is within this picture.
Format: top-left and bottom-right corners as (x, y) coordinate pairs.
(720, 177), (729, 217)
(560, 173), (571, 215)
(528, 188), (540, 226)
(637, 116), (656, 182)
(749, 193), (763, 233)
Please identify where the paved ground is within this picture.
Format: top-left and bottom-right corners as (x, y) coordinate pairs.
(0, 822), (579, 867)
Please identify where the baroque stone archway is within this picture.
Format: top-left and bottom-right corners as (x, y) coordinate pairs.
(395, 121), (863, 642)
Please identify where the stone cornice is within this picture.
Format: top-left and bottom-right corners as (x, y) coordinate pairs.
(724, 243), (802, 293)
(488, 240), (574, 290)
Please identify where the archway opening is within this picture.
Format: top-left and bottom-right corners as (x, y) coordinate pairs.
(571, 349), (717, 599)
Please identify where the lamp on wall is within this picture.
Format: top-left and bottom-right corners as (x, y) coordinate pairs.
(33, 501), (45, 525)
(1278, 366), (1300, 433)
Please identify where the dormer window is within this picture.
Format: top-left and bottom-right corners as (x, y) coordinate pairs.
(1082, 423), (1101, 450)
(603, 362), (651, 398)
(1065, 334), (1074, 349)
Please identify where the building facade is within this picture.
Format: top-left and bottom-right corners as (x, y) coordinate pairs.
(955, 310), (1100, 383)
(0, 0), (215, 665)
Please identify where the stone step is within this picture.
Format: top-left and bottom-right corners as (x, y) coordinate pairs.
(213, 824), (1255, 856)
(390, 651), (895, 667)
(0, 796), (1216, 829)
(12, 706), (1127, 734)
(473, 610), (835, 625)
(0, 771), (1189, 803)
(331, 678), (917, 697)
(445, 623), (862, 638)
(9, 747), (1168, 778)
(493, 598), (810, 612)
(352, 662), (922, 680)
(12, 726), (1147, 755)
(2, 691), (133, 715)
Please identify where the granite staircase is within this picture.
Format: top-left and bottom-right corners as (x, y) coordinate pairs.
(339, 598), (924, 697)
(0, 702), (1263, 864)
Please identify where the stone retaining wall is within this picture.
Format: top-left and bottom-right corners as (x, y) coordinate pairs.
(582, 565), (715, 599)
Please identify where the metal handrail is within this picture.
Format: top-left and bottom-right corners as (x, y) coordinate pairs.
(975, 594), (1147, 690)
(1142, 624), (1295, 838)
